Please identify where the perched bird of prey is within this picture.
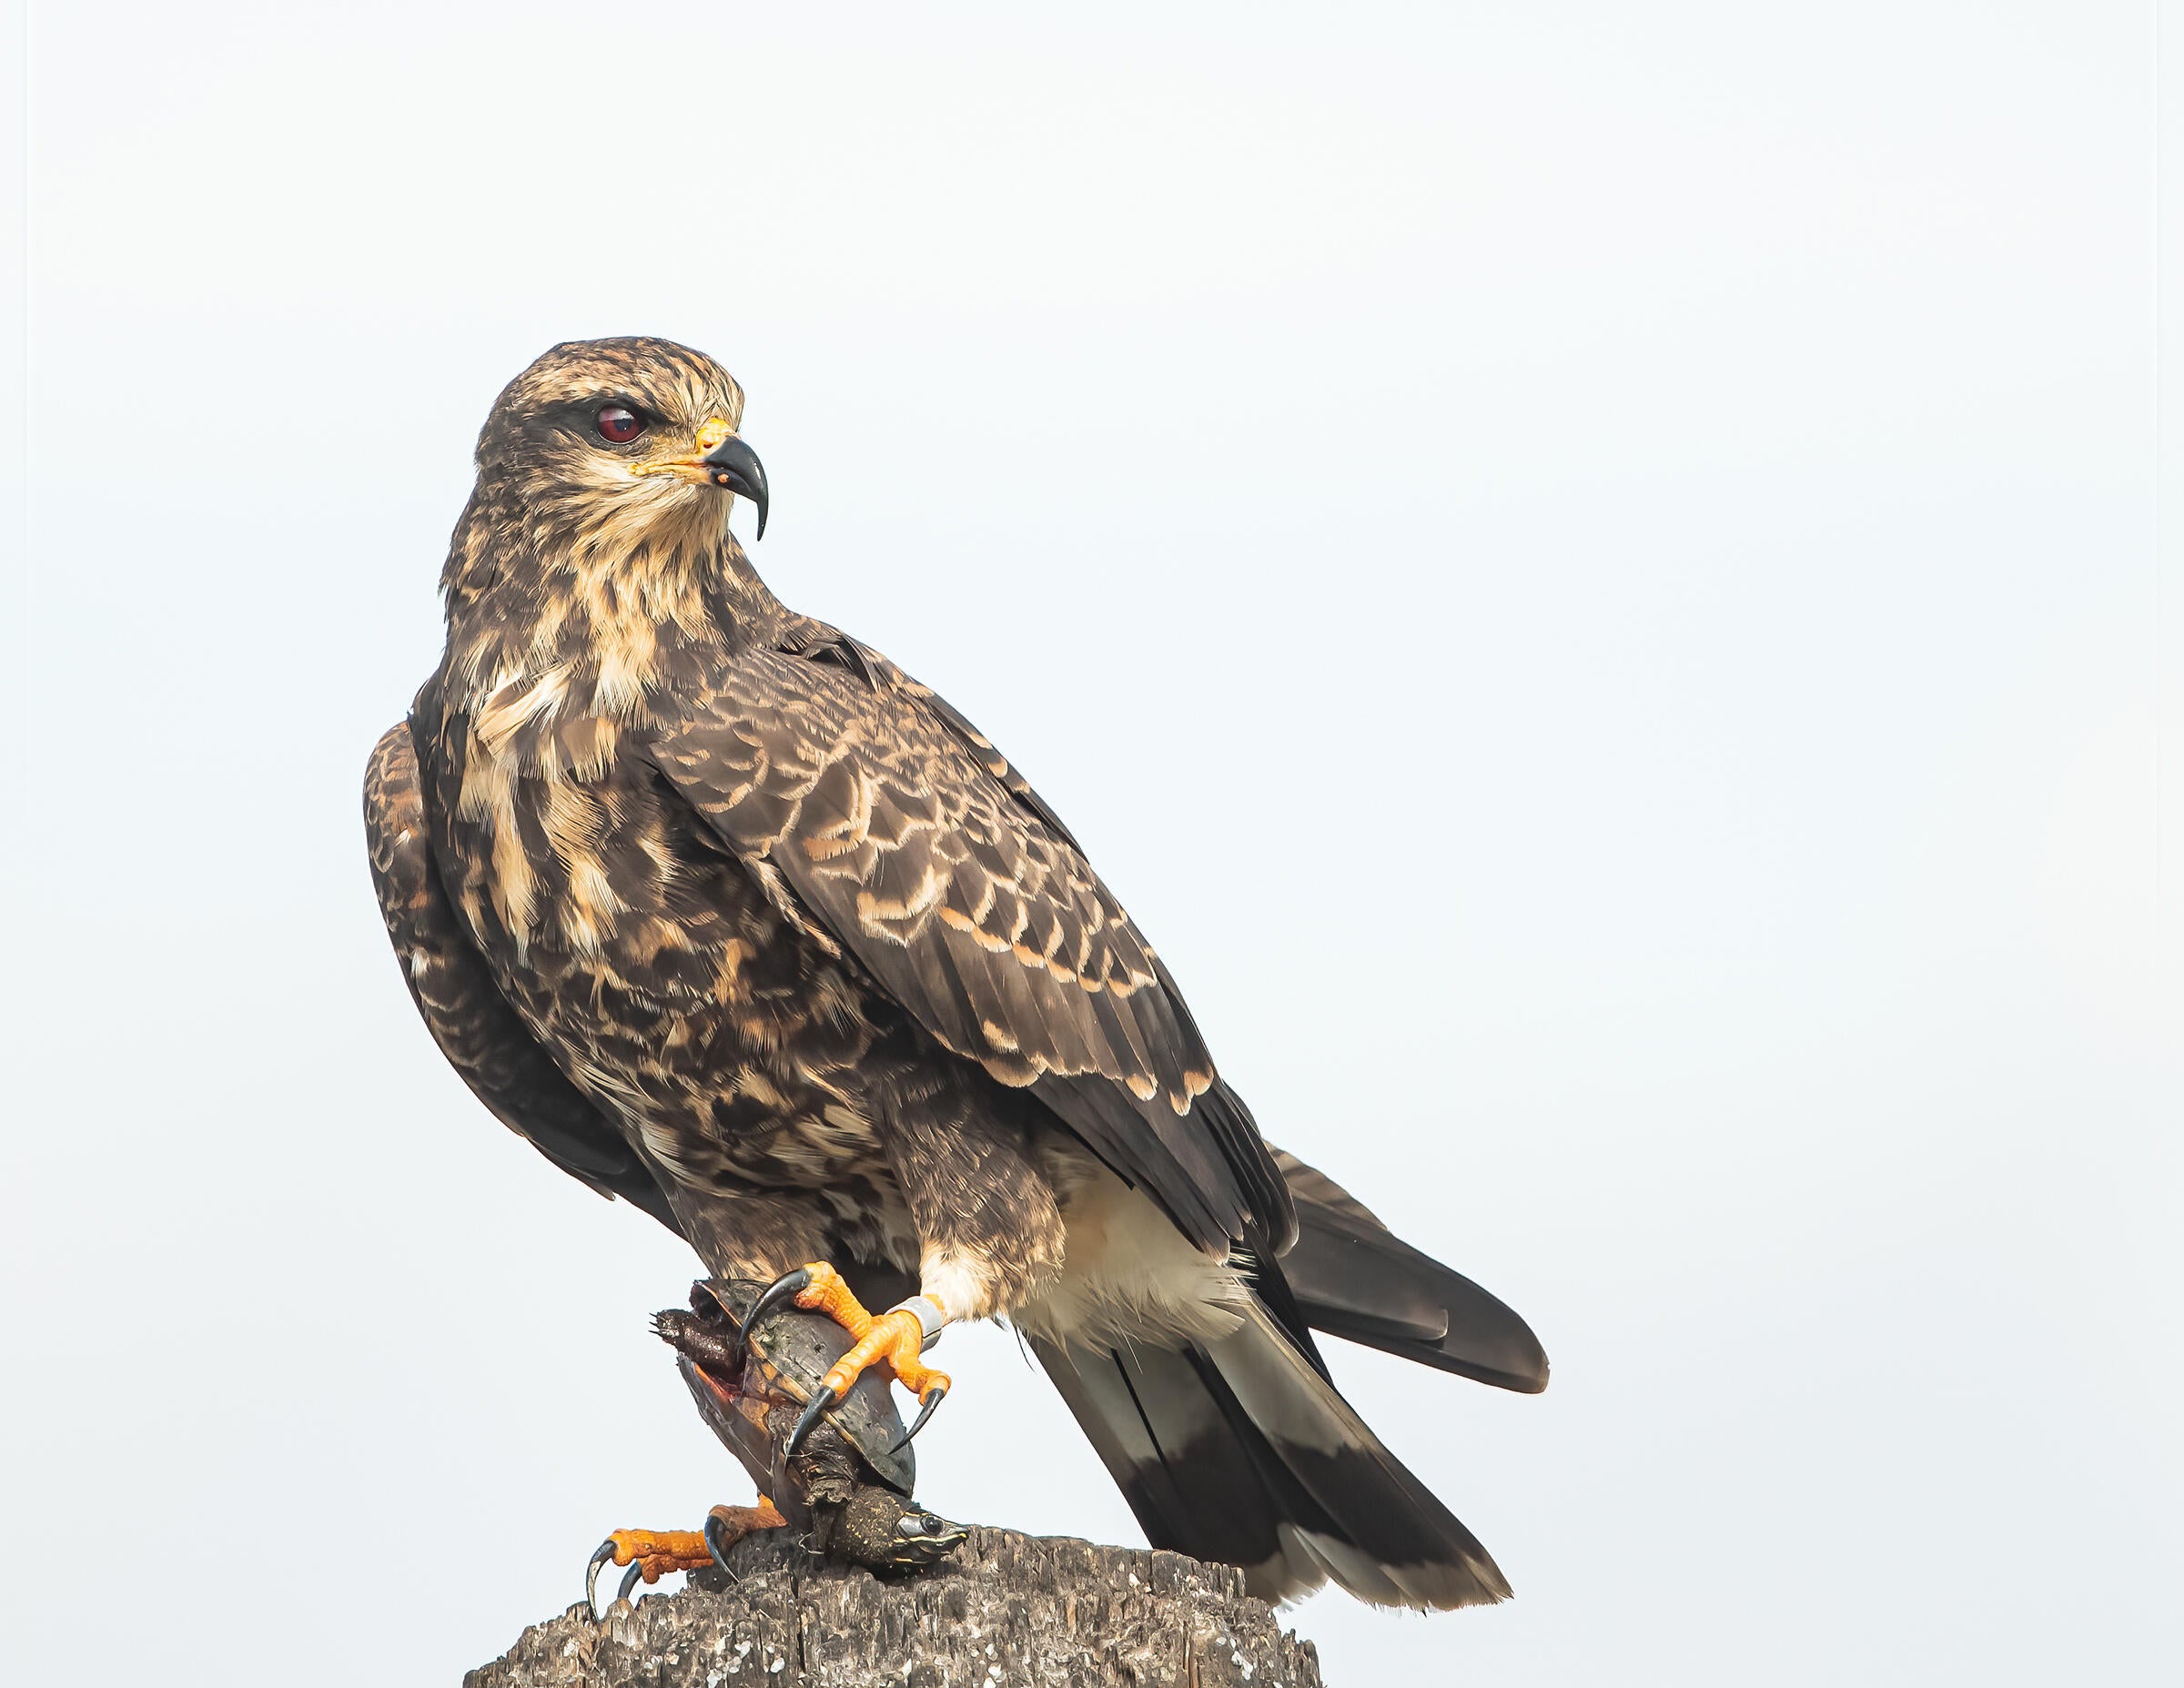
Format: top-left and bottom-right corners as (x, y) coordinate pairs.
(365, 337), (1547, 1610)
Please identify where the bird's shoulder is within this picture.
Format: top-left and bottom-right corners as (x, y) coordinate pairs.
(656, 615), (1079, 850)
(650, 620), (1112, 970)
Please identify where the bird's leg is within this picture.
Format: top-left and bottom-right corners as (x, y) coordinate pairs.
(752, 1088), (1060, 1459)
(747, 1263), (952, 1456)
(586, 1499), (785, 1616)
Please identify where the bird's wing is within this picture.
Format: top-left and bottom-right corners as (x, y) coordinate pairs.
(644, 640), (1293, 1255)
(364, 721), (682, 1233)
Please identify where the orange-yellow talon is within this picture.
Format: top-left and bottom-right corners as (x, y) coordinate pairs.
(786, 1263), (952, 1403)
(596, 1501), (785, 1592)
(603, 1527), (714, 1584)
(821, 1309), (951, 1401)
(707, 1497), (786, 1548)
(791, 1261), (869, 1330)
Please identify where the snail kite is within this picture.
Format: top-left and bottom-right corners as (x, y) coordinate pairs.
(364, 337), (1547, 1609)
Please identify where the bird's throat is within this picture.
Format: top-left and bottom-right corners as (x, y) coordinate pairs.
(440, 495), (783, 736)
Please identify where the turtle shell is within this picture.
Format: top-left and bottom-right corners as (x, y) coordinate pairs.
(667, 1278), (918, 1500)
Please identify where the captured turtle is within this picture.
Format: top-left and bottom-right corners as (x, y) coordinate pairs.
(587, 1279), (966, 1614)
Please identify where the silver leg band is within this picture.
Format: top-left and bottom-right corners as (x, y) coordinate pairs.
(885, 1295), (947, 1351)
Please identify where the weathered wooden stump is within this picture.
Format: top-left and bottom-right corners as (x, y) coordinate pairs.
(465, 1525), (1326, 1688)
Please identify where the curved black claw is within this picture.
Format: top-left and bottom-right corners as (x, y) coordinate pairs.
(745, 1267), (814, 1340)
(703, 1511), (739, 1577)
(585, 1539), (619, 1620)
(785, 1385), (834, 1461)
(617, 1562), (642, 1603)
(885, 1504), (971, 1570)
(890, 1384), (946, 1453)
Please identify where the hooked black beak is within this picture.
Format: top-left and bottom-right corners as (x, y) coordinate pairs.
(701, 436), (769, 540)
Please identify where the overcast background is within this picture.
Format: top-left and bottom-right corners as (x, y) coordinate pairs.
(5, 5), (2178, 1683)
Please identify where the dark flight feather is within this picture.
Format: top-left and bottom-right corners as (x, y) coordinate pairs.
(1032, 1300), (1512, 1610)
(1272, 1147), (1549, 1393)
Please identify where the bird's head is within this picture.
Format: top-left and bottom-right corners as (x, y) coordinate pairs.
(471, 336), (769, 546)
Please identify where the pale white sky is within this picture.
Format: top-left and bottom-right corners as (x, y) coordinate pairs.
(5, 5), (2177, 1683)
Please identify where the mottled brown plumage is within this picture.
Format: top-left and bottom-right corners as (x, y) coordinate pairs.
(366, 337), (1545, 1610)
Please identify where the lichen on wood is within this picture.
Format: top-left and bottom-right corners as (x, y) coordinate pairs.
(466, 1525), (1326, 1688)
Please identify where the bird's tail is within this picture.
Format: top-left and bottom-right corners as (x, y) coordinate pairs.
(1270, 1146), (1550, 1394)
(1031, 1299), (1512, 1610)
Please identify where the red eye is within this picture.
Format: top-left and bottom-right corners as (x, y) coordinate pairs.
(596, 405), (644, 443)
